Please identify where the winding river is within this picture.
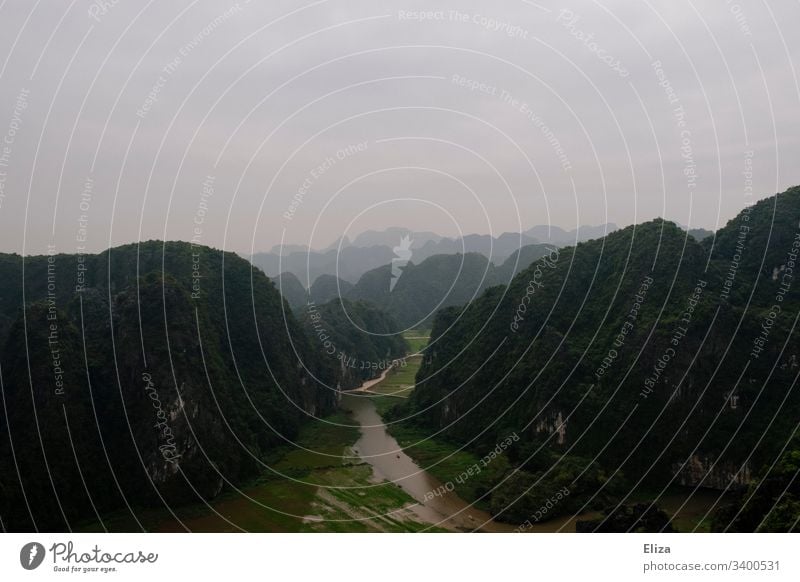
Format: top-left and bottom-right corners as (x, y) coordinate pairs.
(340, 392), (513, 532)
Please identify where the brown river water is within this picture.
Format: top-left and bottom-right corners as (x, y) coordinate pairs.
(340, 393), (590, 533)
(340, 393), (508, 531)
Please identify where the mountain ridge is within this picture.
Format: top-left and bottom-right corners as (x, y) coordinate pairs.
(395, 187), (800, 529)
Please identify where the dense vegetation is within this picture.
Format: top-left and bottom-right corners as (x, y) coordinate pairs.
(273, 271), (307, 311)
(309, 274), (353, 306)
(301, 298), (408, 389)
(0, 242), (339, 531)
(397, 187), (800, 531)
(711, 435), (800, 532)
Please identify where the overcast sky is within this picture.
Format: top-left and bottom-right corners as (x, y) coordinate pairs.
(0, 0), (797, 255)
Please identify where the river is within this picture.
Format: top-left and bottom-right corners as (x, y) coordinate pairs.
(340, 393), (509, 531)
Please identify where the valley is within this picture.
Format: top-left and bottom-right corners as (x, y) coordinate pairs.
(80, 331), (721, 533)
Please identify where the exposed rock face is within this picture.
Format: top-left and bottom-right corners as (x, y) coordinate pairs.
(535, 410), (567, 445)
(672, 455), (752, 490)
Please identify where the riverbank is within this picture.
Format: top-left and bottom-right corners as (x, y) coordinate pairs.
(81, 406), (439, 533)
(81, 331), (719, 532)
(340, 392), (515, 532)
(79, 334), (441, 532)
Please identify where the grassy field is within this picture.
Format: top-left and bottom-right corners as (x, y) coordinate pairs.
(402, 329), (430, 354)
(368, 330), (428, 415)
(371, 356), (419, 397)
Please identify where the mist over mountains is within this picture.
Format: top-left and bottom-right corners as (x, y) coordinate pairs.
(250, 223), (619, 287)
(274, 243), (558, 329)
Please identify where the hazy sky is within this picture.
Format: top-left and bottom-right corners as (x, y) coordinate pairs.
(0, 0), (797, 255)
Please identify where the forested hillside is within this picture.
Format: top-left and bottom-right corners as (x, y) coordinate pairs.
(399, 187), (800, 530)
(0, 242), (338, 531)
(347, 245), (553, 329)
(301, 298), (408, 389)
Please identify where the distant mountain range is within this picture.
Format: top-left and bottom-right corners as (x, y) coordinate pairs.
(274, 243), (556, 329)
(250, 223), (618, 286)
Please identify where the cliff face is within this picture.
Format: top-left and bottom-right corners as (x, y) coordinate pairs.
(0, 242), (338, 531)
(407, 188), (800, 514)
